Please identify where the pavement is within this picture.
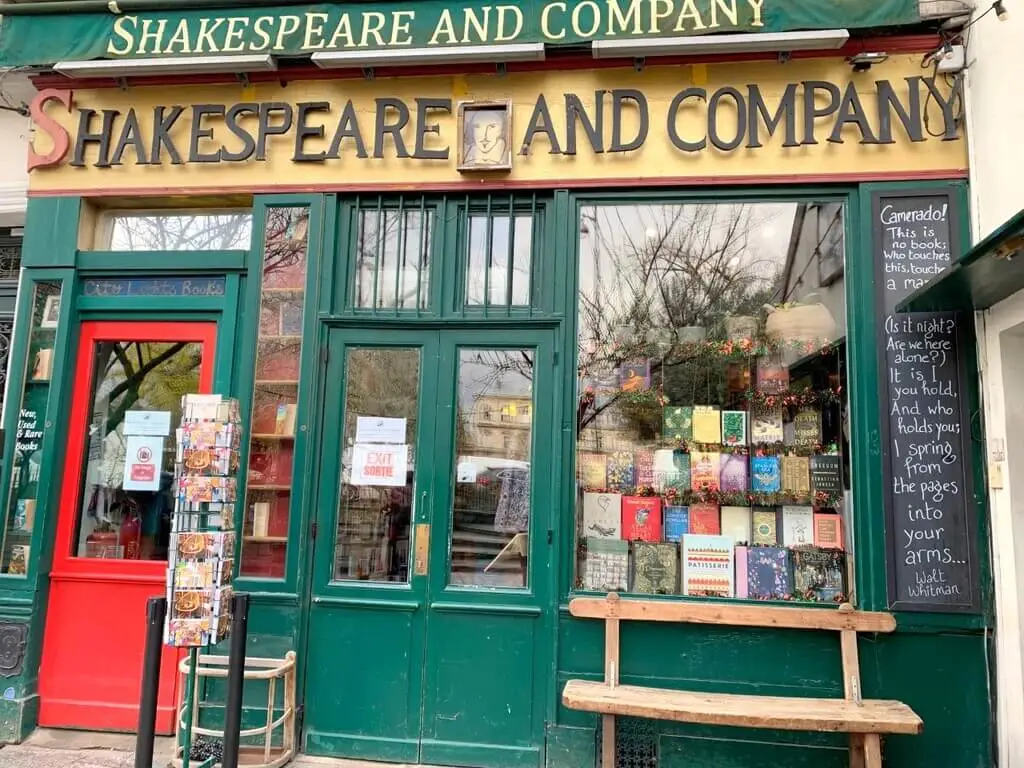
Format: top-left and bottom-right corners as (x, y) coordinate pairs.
(0, 729), (174, 768)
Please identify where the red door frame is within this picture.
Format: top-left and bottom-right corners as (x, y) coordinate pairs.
(40, 321), (217, 733)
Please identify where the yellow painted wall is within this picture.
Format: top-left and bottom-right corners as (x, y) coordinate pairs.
(28, 54), (967, 195)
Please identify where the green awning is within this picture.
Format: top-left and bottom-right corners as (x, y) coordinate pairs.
(898, 209), (1024, 313)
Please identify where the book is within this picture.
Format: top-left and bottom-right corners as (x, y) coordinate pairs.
(275, 403), (297, 436)
(813, 513), (844, 549)
(746, 546), (793, 599)
(810, 455), (842, 495)
(752, 508), (778, 545)
(583, 538), (628, 592)
(581, 492), (622, 539)
(793, 547), (846, 601)
(751, 407), (784, 444)
(621, 496), (663, 541)
(735, 545), (749, 598)
(719, 453), (748, 492)
(781, 455), (811, 494)
(252, 502), (271, 538)
(578, 452), (608, 489)
(692, 406), (722, 443)
(750, 457), (781, 493)
(607, 451), (635, 490)
(32, 348), (53, 381)
(664, 506), (689, 542)
(634, 450), (655, 488)
(690, 451), (720, 492)
(682, 534), (734, 597)
(630, 542), (679, 594)
(722, 411), (748, 446)
(654, 449), (690, 492)
(793, 408), (822, 446)
(620, 360), (651, 392)
(756, 355), (789, 394)
(721, 506), (752, 545)
(663, 406), (693, 441)
(782, 505), (815, 546)
(689, 503), (721, 535)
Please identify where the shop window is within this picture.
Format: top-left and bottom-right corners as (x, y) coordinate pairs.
(575, 202), (851, 603)
(354, 205), (432, 311)
(241, 207), (310, 579)
(466, 212), (533, 307)
(0, 282), (60, 574)
(100, 211), (252, 251)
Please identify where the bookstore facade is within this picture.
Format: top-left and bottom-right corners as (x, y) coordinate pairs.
(0, 14), (997, 768)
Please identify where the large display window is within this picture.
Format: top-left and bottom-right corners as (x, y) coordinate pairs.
(574, 200), (852, 602)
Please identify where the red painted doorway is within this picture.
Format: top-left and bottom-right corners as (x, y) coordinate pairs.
(40, 321), (217, 733)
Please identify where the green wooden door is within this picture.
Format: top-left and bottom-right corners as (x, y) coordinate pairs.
(303, 326), (557, 767)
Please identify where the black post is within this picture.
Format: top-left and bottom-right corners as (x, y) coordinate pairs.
(221, 592), (250, 768)
(135, 596), (167, 768)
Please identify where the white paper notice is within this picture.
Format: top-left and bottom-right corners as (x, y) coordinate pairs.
(124, 410), (172, 437)
(351, 444), (408, 486)
(456, 461), (479, 483)
(355, 416), (406, 444)
(123, 435), (164, 491)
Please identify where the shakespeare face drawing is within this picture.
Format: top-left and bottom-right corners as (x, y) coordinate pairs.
(461, 106), (510, 169)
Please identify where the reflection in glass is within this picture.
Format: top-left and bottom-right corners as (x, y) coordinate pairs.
(449, 349), (533, 588)
(466, 215), (532, 307)
(334, 348), (420, 582)
(355, 208), (432, 310)
(106, 212), (252, 251)
(242, 207), (310, 578)
(575, 202), (850, 603)
(73, 341), (203, 560)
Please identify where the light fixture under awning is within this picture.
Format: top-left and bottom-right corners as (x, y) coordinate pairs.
(53, 54), (277, 78)
(312, 42), (545, 68)
(898, 209), (1024, 313)
(592, 29), (849, 58)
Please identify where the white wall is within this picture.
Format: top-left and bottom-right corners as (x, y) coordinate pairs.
(0, 70), (32, 228)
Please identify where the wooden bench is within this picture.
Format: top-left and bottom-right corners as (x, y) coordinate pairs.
(562, 593), (922, 768)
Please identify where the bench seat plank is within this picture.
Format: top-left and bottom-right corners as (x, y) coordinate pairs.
(563, 680), (923, 735)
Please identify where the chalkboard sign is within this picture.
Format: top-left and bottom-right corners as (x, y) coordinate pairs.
(873, 190), (980, 613)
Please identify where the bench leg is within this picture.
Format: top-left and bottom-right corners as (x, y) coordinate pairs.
(849, 734), (866, 768)
(601, 714), (615, 767)
(863, 734), (883, 768)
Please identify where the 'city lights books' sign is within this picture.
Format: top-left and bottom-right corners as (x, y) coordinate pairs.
(29, 76), (961, 172)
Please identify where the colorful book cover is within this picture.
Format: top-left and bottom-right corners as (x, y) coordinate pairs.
(751, 407), (784, 444)
(735, 545), (750, 598)
(619, 360), (651, 392)
(578, 452), (608, 489)
(793, 547), (846, 601)
(721, 506), (752, 546)
(621, 496), (663, 541)
(781, 455), (811, 494)
(664, 506), (689, 542)
(607, 451), (635, 490)
(682, 534), (734, 597)
(690, 451), (720, 492)
(654, 449), (690, 492)
(793, 408), (822, 446)
(663, 406), (693, 441)
(583, 538), (628, 592)
(689, 503), (721, 535)
(813, 513), (845, 550)
(750, 456), (781, 493)
(581, 492), (623, 539)
(634, 450), (655, 488)
(810, 455), (842, 495)
(692, 406), (722, 444)
(747, 546), (793, 599)
(719, 453), (748, 492)
(630, 542), (679, 595)
(722, 411), (748, 446)
(782, 505), (815, 546)
(756, 355), (790, 394)
(752, 508), (778, 545)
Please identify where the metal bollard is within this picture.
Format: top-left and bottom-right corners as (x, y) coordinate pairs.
(135, 596), (167, 768)
(221, 592), (250, 768)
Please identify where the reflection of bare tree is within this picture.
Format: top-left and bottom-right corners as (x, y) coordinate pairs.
(110, 212), (251, 251)
(355, 209), (431, 310)
(263, 208), (309, 280)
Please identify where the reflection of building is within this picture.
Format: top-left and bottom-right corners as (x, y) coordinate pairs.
(464, 393), (532, 461)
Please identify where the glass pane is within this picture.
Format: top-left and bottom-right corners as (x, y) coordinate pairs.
(576, 202), (850, 603)
(1, 282), (59, 574)
(104, 212), (252, 251)
(334, 348), (419, 582)
(73, 340), (203, 560)
(242, 207), (310, 579)
(355, 208), (432, 310)
(450, 349), (533, 588)
(466, 215), (532, 307)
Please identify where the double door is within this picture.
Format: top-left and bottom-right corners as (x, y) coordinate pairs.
(303, 326), (558, 767)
